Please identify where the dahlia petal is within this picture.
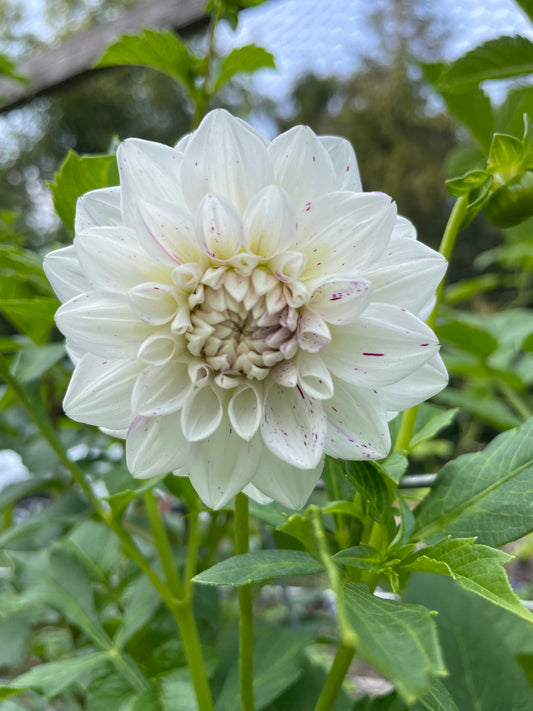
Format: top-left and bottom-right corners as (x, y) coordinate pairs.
(75, 227), (169, 291)
(319, 136), (362, 192)
(381, 353), (448, 413)
(183, 418), (262, 509)
(324, 378), (390, 460)
(268, 125), (337, 208)
(137, 199), (202, 265)
(228, 384), (262, 440)
(299, 192), (397, 279)
(56, 292), (152, 359)
(138, 333), (179, 365)
(242, 483), (273, 505)
(391, 215), (417, 241)
(251, 449), (324, 510)
(309, 277), (371, 324)
(117, 138), (184, 228)
(126, 413), (186, 478)
(180, 386), (223, 442)
(269, 251), (307, 283)
(297, 308), (331, 352)
(43, 246), (89, 303)
(181, 109), (273, 214)
(271, 360), (298, 387)
(323, 303), (440, 387)
(243, 184), (297, 258)
(128, 283), (178, 325)
(365, 236), (446, 315)
(131, 361), (193, 417)
(297, 353), (334, 400)
(196, 193), (243, 261)
(63, 354), (141, 429)
(261, 383), (326, 468)
(75, 187), (122, 232)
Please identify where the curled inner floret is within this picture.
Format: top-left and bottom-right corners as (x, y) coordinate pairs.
(178, 263), (310, 385)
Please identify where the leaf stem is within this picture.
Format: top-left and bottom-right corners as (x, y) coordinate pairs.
(144, 488), (184, 598)
(394, 194), (469, 451)
(235, 492), (255, 711)
(312, 640), (356, 711)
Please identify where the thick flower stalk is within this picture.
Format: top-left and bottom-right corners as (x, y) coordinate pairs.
(44, 110), (447, 510)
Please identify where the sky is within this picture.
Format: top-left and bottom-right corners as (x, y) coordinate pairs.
(216, 0), (531, 105)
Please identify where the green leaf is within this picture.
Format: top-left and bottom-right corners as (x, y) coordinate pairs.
(96, 29), (199, 92)
(405, 574), (533, 710)
(343, 461), (396, 537)
(352, 679), (460, 711)
(8, 652), (110, 697)
(437, 36), (533, 88)
(49, 151), (118, 232)
(0, 298), (58, 343)
(0, 55), (28, 84)
(277, 510), (321, 560)
(18, 545), (112, 649)
(436, 387), (520, 431)
(214, 45), (275, 91)
(342, 582), (445, 703)
(66, 520), (121, 584)
(268, 656), (352, 711)
(0, 492), (88, 549)
(421, 63), (493, 149)
(415, 417), (533, 546)
(333, 544), (384, 571)
(400, 537), (533, 621)
(436, 320), (498, 359)
(130, 670), (198, 711)
(11, 343), (66, 382)
(192, 550), (323, 586)
(488, 132), (523, 170)
(523, 330), (533, 352)
(114, 576), (161, 649)
(410, 408), (459, 449)
(445, 169), (491, 196)
(215, 622), (313, 711)
(380, 450), (408, 485)
(515, 0), (533, 22)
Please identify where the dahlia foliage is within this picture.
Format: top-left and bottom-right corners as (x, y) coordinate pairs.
(44, 109), (447, 510)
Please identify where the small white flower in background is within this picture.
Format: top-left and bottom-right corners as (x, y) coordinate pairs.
(44, 109), (447, 510)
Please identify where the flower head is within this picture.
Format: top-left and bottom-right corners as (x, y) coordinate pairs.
(44, 109), (447, 510)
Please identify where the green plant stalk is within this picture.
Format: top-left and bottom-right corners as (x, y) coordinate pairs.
(193, 8), (221, 126)
(495, 378), (533, 421)
(312, 641), (356, 711)
(311, 508), (356, 711)
(144, 488), (185, 598)
(0, 357), (215, 711)
(185, 505), (200, 599)
(235, 492), (255, 711)
(394, 194), (469, 451)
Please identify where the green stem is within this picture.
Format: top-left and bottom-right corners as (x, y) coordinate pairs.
(310, 508), (357, 711)
(235, 492), (255, 711)
(312, 641), (356, 711)
(144, 489), (184, 598)
(193, 9), (221, 126)
(173, 600), (215, 711)
(394, 194), (469, 450)
(185, 505), (200, 599)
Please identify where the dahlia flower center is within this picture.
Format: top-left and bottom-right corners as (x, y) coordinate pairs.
(185, 268), (300, 380)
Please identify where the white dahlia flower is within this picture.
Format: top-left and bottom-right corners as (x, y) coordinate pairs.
(44, 109), (447, 510)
